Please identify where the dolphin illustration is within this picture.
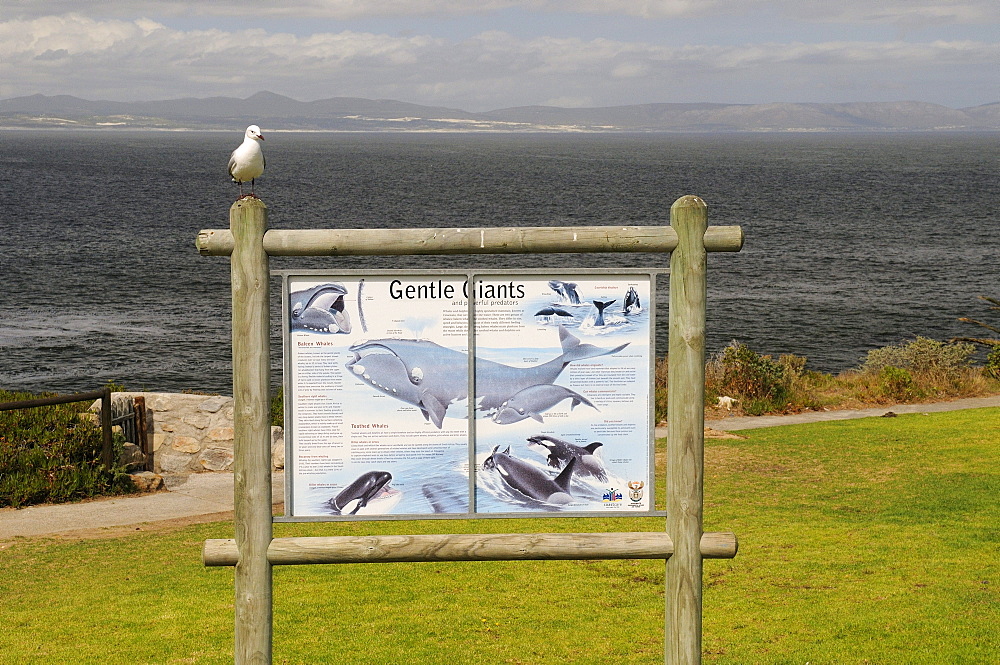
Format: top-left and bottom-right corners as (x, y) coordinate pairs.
(483, 445), (577, 504)
(346, 326), (627, 428)
(492, 384), (598, 424)
(623, 286), (641, 315)
(548, 280), (581, 305)
(526, 435), (607, 482)
(328, 471), (392, 515)
(592, 300), (616, 326)
(290, 283), (352, 334)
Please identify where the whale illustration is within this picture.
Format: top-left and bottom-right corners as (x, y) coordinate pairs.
(492, 384), (598, 425)
(534, 307), (573, 318)
(526, 434), (607, 482)
(623, 286), (641, 315)
(548, 280), (581, 305)
(483, 445), (577, 504)
(592, 300), (616, 326)
(328, 470), (392, 515)
(346, 326), (627, 428)
(290, 283), (352, 334)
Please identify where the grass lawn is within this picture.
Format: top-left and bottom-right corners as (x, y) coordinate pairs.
(1, 408), (997, 664)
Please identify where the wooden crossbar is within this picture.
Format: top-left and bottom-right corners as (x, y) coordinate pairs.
(203, 531), (738, 567)
(195, 225), (744, 257)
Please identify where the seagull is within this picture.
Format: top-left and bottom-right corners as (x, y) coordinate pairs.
(228, 125), (265, 198)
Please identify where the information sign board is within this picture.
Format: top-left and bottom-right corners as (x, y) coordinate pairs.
(281, 271), (654, 519)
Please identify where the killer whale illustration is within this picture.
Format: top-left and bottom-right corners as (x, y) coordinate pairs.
(591, 300), (616, 326)
(623, 286), (641, 315)
(346, 326), (626, 428)
(526, 434), (607, 482)
(327, 471), (392, 515)
(548, 280), (581, 305)
(290, 283), (352, 334)
(483, 445), (577, 504)
(492, 384), (598, 425)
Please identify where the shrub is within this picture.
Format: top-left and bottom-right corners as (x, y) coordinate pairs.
(271, 386), (284, 427)
(0, 389), (136, 508)
(987, 347), (1000, 381)
(859, 336), (975, 379)
(654, 356), (668, 423)
(876, 366), (919, 402)
(713, 342), (792, 415)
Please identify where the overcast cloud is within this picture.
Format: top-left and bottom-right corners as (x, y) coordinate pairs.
(2, 1), (997, 110)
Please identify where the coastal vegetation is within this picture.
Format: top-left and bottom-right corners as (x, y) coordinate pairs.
(4, 333), (998, 509)
(0, 389), (136, 508)
(1, 408), (996, 663)
(658, 336), (1000, 421)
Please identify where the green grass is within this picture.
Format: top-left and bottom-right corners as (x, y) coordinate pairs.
(1, 408), (998, 663)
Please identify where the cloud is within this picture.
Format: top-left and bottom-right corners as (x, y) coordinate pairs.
(1, 13), (997, 108)
(5, 1), (999, 23)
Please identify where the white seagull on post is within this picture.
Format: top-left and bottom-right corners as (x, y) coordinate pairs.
(228, 125), (265, 198)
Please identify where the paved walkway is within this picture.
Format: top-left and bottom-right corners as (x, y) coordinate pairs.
(702, 394), (1000, 431)
(3, 395), (997, 541)
(0, 472), (283, 542)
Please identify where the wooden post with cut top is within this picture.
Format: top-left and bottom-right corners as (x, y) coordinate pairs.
(666, 195), (709, 664)
(229, 197), (273, 664)
(204, 194), (742, 665)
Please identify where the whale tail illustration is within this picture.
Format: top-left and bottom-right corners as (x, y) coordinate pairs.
(592, 299), (616, 327)
(557, 325), (628, 362)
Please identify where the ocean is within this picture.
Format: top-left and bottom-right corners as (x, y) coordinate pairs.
(1, 130), (997, 395)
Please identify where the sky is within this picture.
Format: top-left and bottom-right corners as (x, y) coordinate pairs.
(2, 1), (998, 111)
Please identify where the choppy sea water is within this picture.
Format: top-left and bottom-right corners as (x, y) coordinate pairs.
(1, 130), (997, 395)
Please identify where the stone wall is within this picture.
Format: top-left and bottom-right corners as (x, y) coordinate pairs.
(110, 392), (284, 474)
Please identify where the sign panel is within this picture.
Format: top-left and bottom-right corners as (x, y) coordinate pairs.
(282, 271), (653, 519)
(473, 275), (652, 513)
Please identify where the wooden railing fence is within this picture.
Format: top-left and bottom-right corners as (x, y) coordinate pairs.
(0, 387), (114, 469)
(0, 388), (152, 471)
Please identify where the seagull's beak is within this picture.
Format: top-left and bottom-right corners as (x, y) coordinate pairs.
(258, 134), (265, 141)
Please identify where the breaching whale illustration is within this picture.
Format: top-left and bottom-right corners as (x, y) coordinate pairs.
(328, 471), (392, 515)
(592, 300), (616, 326)
(483, 445), (577, 504)
(548, 280), (581, 305)
(346, 326), (627, 428)
(492, 384), (598, 425)
(623, 286), (641, 315)
(526, 434), (607, 482)
(290, 283), (352, 334)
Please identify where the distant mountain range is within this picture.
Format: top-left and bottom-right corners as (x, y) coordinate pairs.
(2, 91), (999, 132)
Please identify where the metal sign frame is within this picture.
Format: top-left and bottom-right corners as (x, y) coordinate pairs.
(276, 268), (661, 521)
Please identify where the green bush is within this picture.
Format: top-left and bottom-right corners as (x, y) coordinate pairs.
(0, 389), (136, 508)
(876, 366), (919, 401)
(860, 336), (975, 378)
(714, 342), (792, 415)
(271, 387), (284, 427)
(986, 347), (1000, 380)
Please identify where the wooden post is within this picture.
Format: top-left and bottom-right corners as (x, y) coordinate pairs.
(666, 195), (708, 665)
(100, 386), (113, 469)
(230, 197), (273, 665)
(133, 396), (150, 472)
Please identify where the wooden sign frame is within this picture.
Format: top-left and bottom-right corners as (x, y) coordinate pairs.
(197, 195), (743, 664)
